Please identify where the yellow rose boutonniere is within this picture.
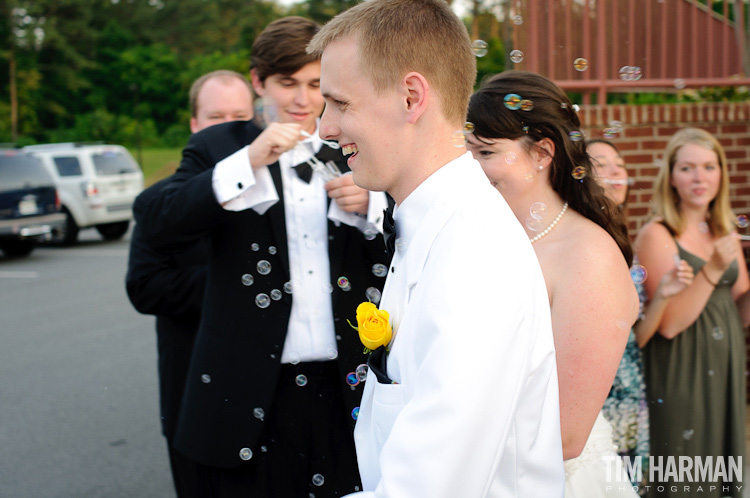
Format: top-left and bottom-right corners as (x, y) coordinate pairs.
(348, 302), (392, 353)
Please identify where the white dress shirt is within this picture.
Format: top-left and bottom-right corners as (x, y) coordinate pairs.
(211, 123), (388, 363)
(349, 152), (565, 497)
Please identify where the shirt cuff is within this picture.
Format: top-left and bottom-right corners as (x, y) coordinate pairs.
(212, 146), (279, 214)
(328, 187), (387, 234)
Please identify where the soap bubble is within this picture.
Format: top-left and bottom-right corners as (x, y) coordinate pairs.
(572, 165), (587, 179)
(337, 276), (351, 291)
(525, 216), (543, 232)
(257, 260), (271, 275)
(253, 408), (265, 420)
(512, 15), (523, 25)
(510, 50), (524, 64)
(630, 265), (648, 284)
(372, 264), (388, 277)
(241, 274), (254, 286)
(619, 65), (643, 81)
(365, 287), (382, 303)
(520, 99), (534, 111)
(529, 202), (547, 220)
(312, 474), (325, 486)
(736, 215), (748, 228)
(503, 93), (522, 110)
(674, 78), (686, 89)
(472, 39), (488, 57)
(569, 130), (583, 142)
(609, 120), (623, 134)
(346, 373), (360, 386)
(573, 58), (589, 71)
(239, 448), (253, 460)
(463, 122), (475, 134)
(296, 374), (308, 386)
(255, 293), (270, 308)
(356, 364), (369, 382)
(450, 130), (466, 147)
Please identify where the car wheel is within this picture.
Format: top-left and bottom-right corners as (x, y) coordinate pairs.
(0, 239), (35, 258)
(51, 208), (79, 246)
(96, 221), (129, 240)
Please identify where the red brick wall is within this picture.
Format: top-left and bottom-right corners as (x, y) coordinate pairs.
(579, 102), (750, 236)
(580, 102), (750, 395)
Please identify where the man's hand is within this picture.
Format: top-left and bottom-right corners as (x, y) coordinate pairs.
(325, 173), (369, 214)
(247, 123), (303, 169)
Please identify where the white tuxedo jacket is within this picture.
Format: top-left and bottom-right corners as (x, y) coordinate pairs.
(349, 153), (565, 497)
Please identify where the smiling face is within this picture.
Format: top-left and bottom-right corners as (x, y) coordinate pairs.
(670, 142), (722, 210)
(319, 38), (404, 195)
(588, 142), (628, 206)
(465, 135), (536, 199)
(190, 77), (254, 133)
(252, 61), (324, 135)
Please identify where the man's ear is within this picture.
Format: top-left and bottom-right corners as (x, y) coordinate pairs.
(402, 72), (429, 124)
(189, 117), (199, 134)
(250, 69), (265, 97)
(534, 137), (555, 170)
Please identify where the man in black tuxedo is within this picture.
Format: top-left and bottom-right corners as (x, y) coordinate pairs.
(126, 70), (255, 497)
(136, 17), (390, 498)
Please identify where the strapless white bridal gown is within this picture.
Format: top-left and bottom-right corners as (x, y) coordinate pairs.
(564, 412), (639, 497)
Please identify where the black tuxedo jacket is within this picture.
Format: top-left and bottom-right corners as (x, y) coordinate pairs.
(137, 120), (390, 468)
(126, 178), (209, 441)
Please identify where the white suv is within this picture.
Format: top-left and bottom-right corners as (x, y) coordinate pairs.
(24, 143), (144, 244)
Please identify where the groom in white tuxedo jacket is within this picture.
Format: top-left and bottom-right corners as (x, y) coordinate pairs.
(309, 1), (565, 496)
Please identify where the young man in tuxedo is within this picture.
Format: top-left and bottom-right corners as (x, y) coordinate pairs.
(126, 69), (254, 498)
(309, 1), (565, 496)
(136, 16), (390, 498)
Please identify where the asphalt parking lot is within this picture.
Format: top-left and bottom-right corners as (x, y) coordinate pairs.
(0, 228), (174, 498)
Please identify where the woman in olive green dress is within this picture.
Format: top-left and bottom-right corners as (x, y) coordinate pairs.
(635, 128), (750, 498)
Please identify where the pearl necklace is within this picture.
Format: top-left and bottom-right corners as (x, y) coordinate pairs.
(530, 202), (568, 244)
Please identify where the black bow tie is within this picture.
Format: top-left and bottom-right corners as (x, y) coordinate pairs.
(383, 207), (396, 258)
(292, 143), (343, 183)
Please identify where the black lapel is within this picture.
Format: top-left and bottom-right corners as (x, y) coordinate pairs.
(267, 162), (290, 278)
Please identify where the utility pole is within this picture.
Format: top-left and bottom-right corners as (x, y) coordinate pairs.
(10, 42), (17, 142)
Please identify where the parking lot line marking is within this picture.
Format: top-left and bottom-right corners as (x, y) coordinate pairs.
(0, 271), (39, 279)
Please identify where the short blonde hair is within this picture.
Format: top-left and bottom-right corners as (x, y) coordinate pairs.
(653, 127), (735, 236)
(307, 0), (476, 125)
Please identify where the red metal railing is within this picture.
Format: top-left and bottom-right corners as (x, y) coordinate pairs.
(510, 0), (750, 104)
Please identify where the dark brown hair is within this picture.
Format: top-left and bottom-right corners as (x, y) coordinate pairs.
(251, 17), (321, 82)
(467, 71), (633, 265)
